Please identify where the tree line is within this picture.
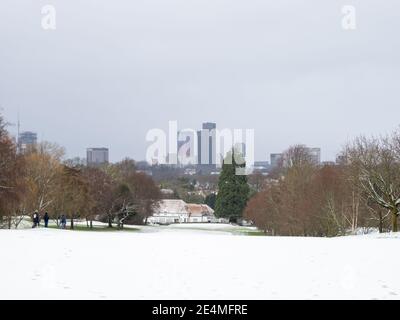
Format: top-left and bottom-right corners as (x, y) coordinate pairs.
(245, 129), (400, 236)
(0, 113), (161, 229)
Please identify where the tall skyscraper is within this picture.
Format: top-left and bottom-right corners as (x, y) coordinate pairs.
(177, 130), (196, 166)
(202, 122), (217, 131)
(234, 142), (246, 158)
(197, 122), (216, 173)
(308, 147), (321, 164)
(197, 129), (202, 166)
(18, 131), (37, 152)
(87, 148), (109, 166)
(270, 153), (283, 168)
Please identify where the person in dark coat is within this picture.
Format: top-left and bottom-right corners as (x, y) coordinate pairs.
(32, 211), (39, 228)
(44, 212), (50, 228)
(60, 214), (67, 229)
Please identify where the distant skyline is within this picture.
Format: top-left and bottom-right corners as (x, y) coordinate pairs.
(1, 1), (400, 162)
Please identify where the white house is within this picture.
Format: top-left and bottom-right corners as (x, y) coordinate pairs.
(147, 199), (215, 225)
(186, 204), (215, 223)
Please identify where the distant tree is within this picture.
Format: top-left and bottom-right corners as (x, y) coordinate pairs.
(181, 193), (204, 204)
(173, 188), (181, 199)
(0, 113), (161, 230)
(245, 145), (357, 236)
(82, 166), (115, 228)
(112, 183), (134, 228)
(0, 114), (25, 228)
(244, 184), (279, 234)
(283, 144), (315, 169)
(113, 158), (136, 180)
(344, 133), (400, 232)
(162, 177), (201, 203)
(22, 142), (64, 215)
(54, 165), (92, 229)
(205, 193), (217, 209)
(120, 171), (161, 226)
(248, 172), (266, 193)
(215, 150), (250, 222)
(103, 159), (161, 227)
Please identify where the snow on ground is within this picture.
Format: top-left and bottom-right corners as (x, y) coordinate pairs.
(1, 227), (400, 300)
(145, 223), (259, 235)
(166, 223), (257, 231)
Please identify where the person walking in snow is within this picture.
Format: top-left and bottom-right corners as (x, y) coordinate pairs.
(32, 211), (39, 228)
(44, 212), (50, 228)
(60, 214), (67, 229)
(37, 212), (41, 227)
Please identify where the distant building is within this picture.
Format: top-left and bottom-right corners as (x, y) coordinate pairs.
(308, 147), (321, 165)
(148, 200), (188, 224)
(270, 153), (283, 168)
(18, 131), (37, 152)
(252, 161), (270, 173)
(177, 130), (197, 166)
(336, 155), (347, 165)
(147, 199), (215, 224)
(186, 203), (215, 223)
(197, 122), (217, 173)
(86, 148), (109, 166)
(177, 133), (190, 158)
(184, 168), (197, 176)
(254, 161), (269, 167)
(234, 142), (246, 158)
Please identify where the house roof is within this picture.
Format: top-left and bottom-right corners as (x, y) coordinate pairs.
(186, 204), (214, 217)
(156, 199), (188, 214)
(154, 199), (215, 217)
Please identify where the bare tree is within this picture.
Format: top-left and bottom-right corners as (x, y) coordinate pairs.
(22, 142), (64, 215)
(0, 114), (26, 228)
(82, 166), (115, 228)
(344, 134), (400, 232)
(53, 165), (93, 229)
(244, 146), (373, 237)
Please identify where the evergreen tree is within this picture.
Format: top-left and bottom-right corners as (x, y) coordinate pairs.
(215, 149), (250, 221)
(205, 193), (217, 209)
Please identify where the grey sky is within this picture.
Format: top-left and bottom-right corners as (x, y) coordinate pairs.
(1, 0), (399, 162)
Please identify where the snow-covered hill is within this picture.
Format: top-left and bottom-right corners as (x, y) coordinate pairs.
(1, 228), (399, 299)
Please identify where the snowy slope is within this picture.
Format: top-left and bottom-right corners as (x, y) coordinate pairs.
(0, 228), (399, 300)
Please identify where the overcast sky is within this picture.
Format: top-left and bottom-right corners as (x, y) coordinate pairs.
(1, 0), (399, 162)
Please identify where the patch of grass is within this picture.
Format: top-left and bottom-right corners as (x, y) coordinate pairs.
(237, 230), (267, 236)
(48, 224), (140, 232)
(167, 224), (266, 236)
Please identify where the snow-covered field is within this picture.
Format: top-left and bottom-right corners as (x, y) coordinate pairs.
(1, 225), (399, 300)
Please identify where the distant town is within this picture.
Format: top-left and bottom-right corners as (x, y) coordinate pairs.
(16, 121), (335, 180)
